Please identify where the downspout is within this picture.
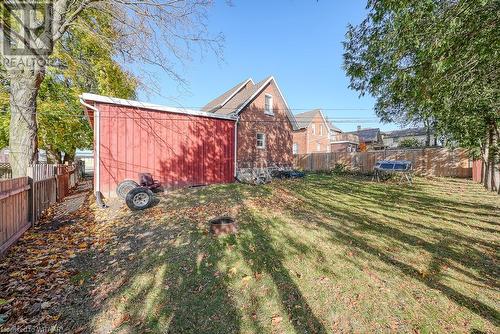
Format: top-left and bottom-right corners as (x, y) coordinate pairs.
(234, 116), (239, 179)
(79, 98), (107, 208)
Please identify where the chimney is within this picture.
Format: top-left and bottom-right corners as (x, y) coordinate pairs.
(357, 125), (362, 131)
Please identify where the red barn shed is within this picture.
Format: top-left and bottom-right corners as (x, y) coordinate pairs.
(80, 94), (236, 197)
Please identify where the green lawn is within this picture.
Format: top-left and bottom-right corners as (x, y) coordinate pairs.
(66, 174), (499, 333)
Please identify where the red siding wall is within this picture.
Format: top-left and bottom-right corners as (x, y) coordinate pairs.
(93, 103), (235, 197)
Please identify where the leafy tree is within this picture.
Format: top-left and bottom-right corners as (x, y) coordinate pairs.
(0, 1), (221, 177)
(0, 10), (138, 163)
(398, 138), (422, 149)
(344, 0), (499, 192)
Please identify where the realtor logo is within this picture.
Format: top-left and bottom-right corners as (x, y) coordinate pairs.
(1, 1), (53, 56)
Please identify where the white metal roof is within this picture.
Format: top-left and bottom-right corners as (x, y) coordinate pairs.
(80, 93), (237, 121)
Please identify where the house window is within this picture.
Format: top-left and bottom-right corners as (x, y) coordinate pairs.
(293, 143), (298, 154)
(320, 125), (323, 136)
(311, 124), (315, 135)
(264, 94), (273, 115)
(317, 143), (321, 151)
(256, 133), (266, 149)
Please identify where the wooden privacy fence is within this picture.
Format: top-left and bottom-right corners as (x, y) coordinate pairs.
(0, 163), (84, 254)
(294, 148), (472, 178)
(28, 164), (58, 223)
(0, 177), (30, 254)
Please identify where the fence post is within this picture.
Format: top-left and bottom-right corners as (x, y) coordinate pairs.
(55, 165), (61, 202)
(26, 166), (34, 225)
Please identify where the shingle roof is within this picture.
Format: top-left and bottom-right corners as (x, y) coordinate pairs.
(294, 109), (342, 133)
(328, 121), (342, 132)
(201, 78), (253, 112)
(345, 128), (381, 143)
(294, 109), (321, 129)
(216, 77), (271, 115)
(202, 76), (299, 129)
(383, 127), (428, 138)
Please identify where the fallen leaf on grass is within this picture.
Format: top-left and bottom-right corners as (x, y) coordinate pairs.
(271, 315), (283, 325)
(319, 276), (330, 283)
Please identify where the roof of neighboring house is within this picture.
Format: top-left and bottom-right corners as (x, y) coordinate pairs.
(294, 109), (321, 129)
(202, 76), (299, 130)
(383, 127), (428, 138)
(294, 109), (342, 132)
(328, 121), (342, 132)
(345, 128), (381, 143)
(75, 149), (94, 158)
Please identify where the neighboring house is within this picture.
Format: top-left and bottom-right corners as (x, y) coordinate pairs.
(330, 132), (359, 153)
(292, 109), (331, 154)
(327, 121), (360, 152)
(203, 76), (297, 175)
(75, 149), (94, 175)
(383, 127), (439, 148)
(80, 93), (236, 197)
(345, 126), (384, 150)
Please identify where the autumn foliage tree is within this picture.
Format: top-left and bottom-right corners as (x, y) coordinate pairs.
(0, 0), (221, 177)
(1, 10), (138, 163)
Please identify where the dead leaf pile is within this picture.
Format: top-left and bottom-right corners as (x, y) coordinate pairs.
(0, 188), (108, 332)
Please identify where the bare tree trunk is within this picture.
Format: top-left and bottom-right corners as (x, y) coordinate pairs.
(46, 148), (62, 164)
(482, 121), (500, 193)
(490, 122), (499, 193)
(8, 73), (43, 177)
(424, 119), (431, 147)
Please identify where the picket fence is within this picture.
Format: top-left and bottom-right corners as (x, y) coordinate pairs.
(0, 162), (84, 254)
(294, 147), (472, 178)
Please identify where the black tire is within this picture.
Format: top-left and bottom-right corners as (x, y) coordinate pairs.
(116, 179), (139, 199)
(125, 187), (154, 210)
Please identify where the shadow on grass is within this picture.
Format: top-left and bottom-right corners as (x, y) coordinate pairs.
(62, 174), (499, 332)
(64, 214), (242, 333)
(238, 209), (328, 334)
(63, 183), (276, 333)
(287, 175), (500, 327)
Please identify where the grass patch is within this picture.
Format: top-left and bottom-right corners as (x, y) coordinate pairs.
(68, 175), (499, 333)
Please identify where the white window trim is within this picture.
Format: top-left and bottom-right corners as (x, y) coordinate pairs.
(311, 124), (315, 135)
(292, 143), (298, 154)
(320, 125), (323, 136)
(264, 94), (274, 115)
(317, 143), (321, 151)
(256, 133), (266, 149)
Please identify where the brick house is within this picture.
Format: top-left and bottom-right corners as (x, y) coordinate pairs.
(293, 110), (361, 154)
(203, 76), (298, 177)
(292, 109), (332, 154)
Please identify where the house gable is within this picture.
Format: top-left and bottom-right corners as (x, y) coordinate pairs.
(235, 76), (298, 130)
(236, 79), (295, 168)
(292, 109), (332, 154)
(203, 76), (298, 130)
(202, 78), (254, 113)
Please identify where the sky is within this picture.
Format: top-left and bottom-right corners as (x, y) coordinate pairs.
(137, 0), (401, 132)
